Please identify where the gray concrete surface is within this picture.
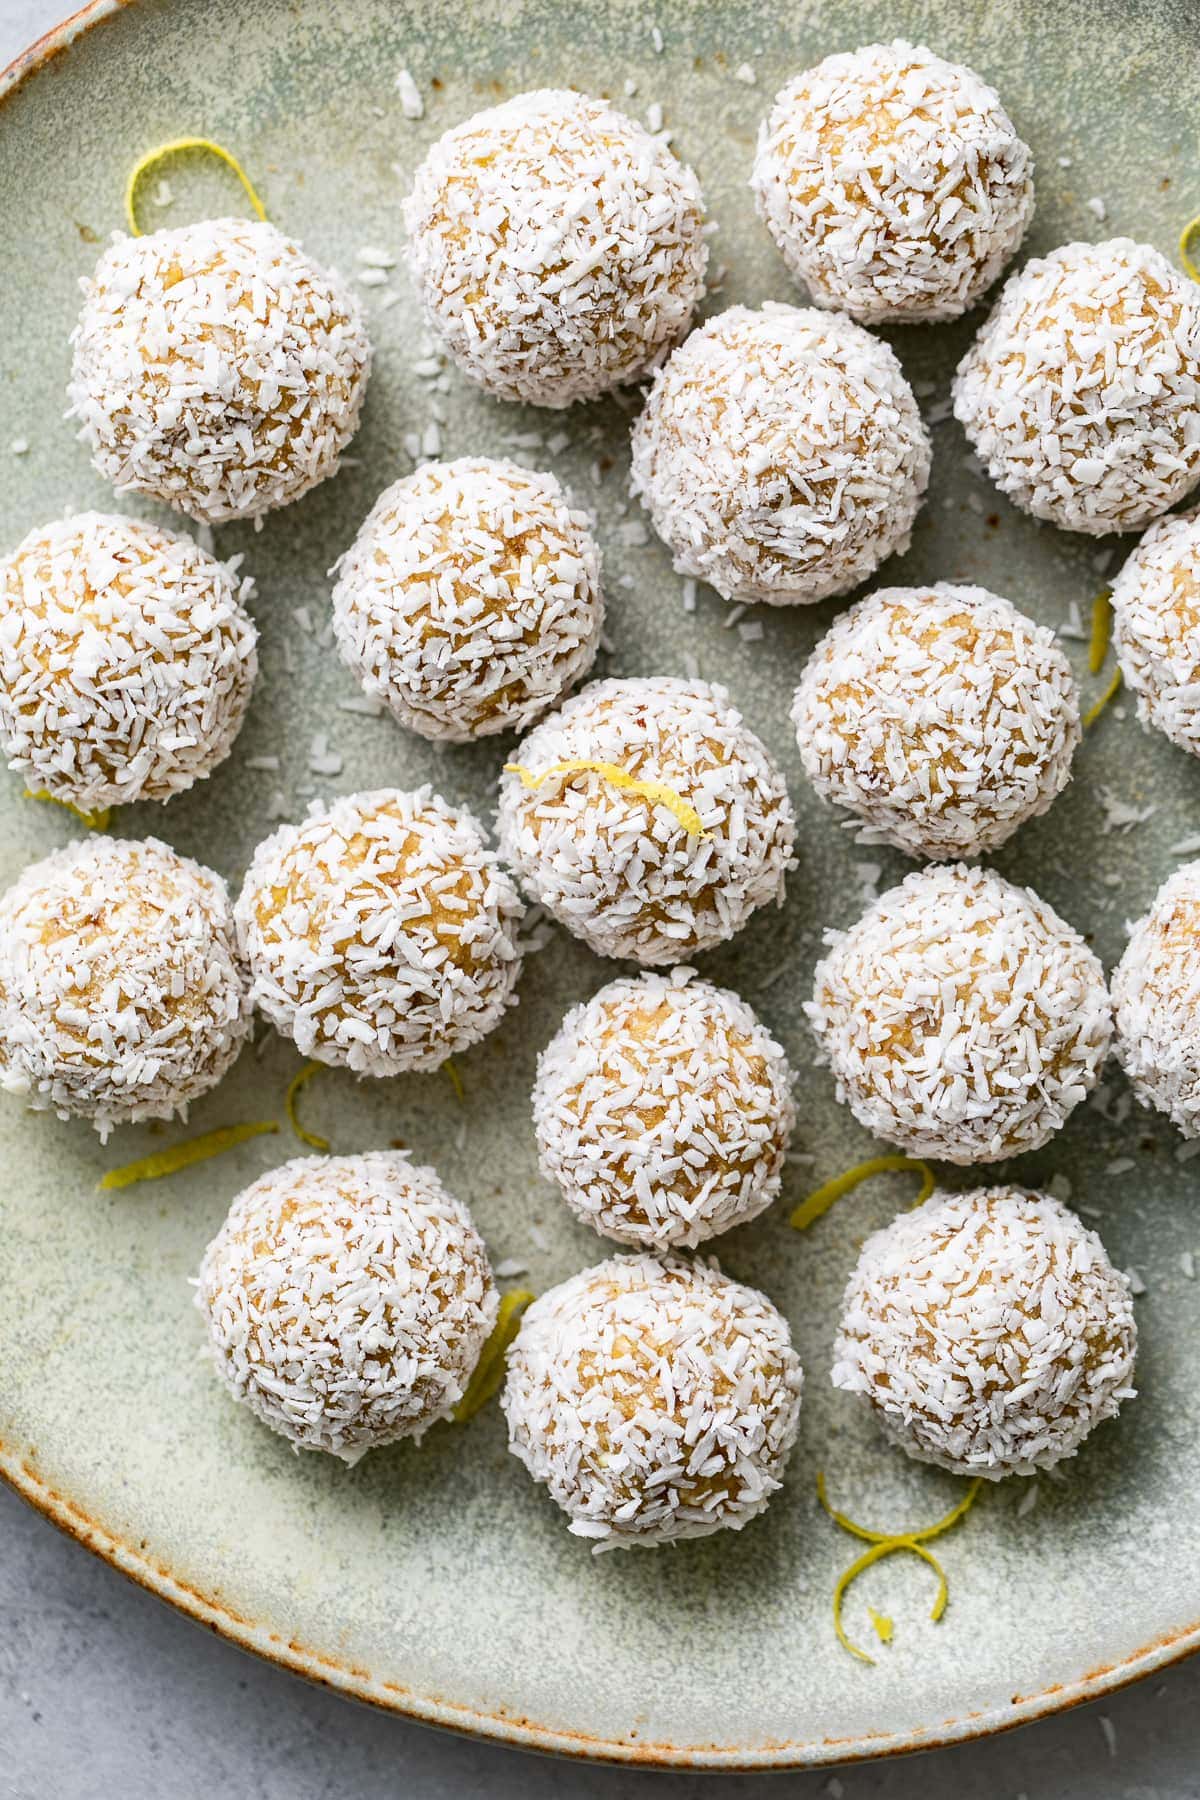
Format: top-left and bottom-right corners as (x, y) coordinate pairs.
(2, 1), (1199, 1795)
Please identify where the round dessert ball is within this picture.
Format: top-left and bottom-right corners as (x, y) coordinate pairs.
(1110, 507), (1200, 757)
(0, 512), (258, 811)
(0, 835), (250, 1137)
(330, 457), (603, 742)
(68, 217), (371, 524)
(533, 967), (795, 1248)
(502, 1252), (803, 1547)
(236, 787), (524, 1075)
(791, 582), (1080, 859)
(807, 863), (1111, 1163)
(833, 1186), (1138, 1479)
(197, 1151), (498, 1461)
(403, 89), (707, 408)
(953, 239), (1200, 535)
(752, 40), (1034, 325)
(497, 676), (795, 966)
(630, 304), (930, 605)
(1113, 860), (1200, 1136)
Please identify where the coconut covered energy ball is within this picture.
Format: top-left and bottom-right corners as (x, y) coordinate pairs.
(236, 787), (524, 1075)
(197, 1152), (498, 1461)
(0, 512), (257, 811)
(331, 457), (603, 742)
(833, 1187), (1138, 1479)
(403, 89), (707, 408)
(497, 676), (795, 965)
(808, 864), (1111, 1163)
(68, 217), (371, 524)
(0, 835), (250, 1137)
(502, 1252), (803, 1548)
(1113, 860), (1200, 1136)
(752, 40), (1034, 325)
(1110, 508), (1200, 757)
(791, 582), (1080, 859)
(630, 304), (930, 605)
(533, 967), (795, 1248)
(953, 239), (1200, 535)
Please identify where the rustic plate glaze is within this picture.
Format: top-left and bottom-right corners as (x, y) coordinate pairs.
(2, 0), (1199, 1768)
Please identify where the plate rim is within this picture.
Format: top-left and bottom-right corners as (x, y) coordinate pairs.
(3, 0), (1199, 1771)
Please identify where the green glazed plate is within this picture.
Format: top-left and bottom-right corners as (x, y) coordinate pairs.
(2, 0), (1199, 1769)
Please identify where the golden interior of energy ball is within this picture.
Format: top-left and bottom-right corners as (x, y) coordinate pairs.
(502, 1252), (804, 1548)
(0, 834), (250, 1136)
(0, 511), (257, 810)
(331, 456), (603, 742)
(236, 787), (524, 1075)
(197, 1151), (498, 1460)
(403, 88), (707, 408)
(67, 217), (371, 524)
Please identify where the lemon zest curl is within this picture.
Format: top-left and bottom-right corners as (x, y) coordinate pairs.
(504, 759), (708, 840)
(453, 1289), (535, 1422)
(99, 1120), (279, 1190)
(124, 137), (267, 237)
(285, 1062), (330, 1152)
(790, 1155), (934, 1231)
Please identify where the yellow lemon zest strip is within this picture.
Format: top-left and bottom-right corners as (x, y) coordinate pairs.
(285, 1062), (330, 1152)
(1180, 212), (1200, 283)
(124, 137), (267, 237)
(453, 1289), (535, 1422)
(504, 760), (708, 840)
(443, 1058), (465, 1104)
(24, 788), (111, 832)
(790, 1155), (934, 1231)
(1089, 589), (1113, 676)
(816, 1472), (983, 1665)
(99, 1120), (279, 1190)
(1083, 665), (1122, 729)
(867, 1605), (894, 1645)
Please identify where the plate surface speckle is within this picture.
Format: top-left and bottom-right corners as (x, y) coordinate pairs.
(2, 0), (1199, 1768)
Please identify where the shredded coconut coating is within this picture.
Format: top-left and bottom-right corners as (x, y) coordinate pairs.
(833, 1186), (1137, 1479)
(0, 512), (257, 810)
(236, 787), (524, 1076)
(502, 1252), (803, 1548)
(1110, 507), (1200, 757)
(953, 238), (1200, 535)
(68, 217), (372, 524)
(630, 304), (930, 605)
(1113, 860), (1200, 1136)
(533, 967), (795, 1249)
(0, 835), (250, 1138)
(403, 89), (707, 409)
(330, 457), (603, 742)
(791, 582), (1079, 860)
(752, 40), (1033, 326)
(497, 676), (796, 966)
(197, 1151), (498, 1461)
(807, 864), (1112, 1163)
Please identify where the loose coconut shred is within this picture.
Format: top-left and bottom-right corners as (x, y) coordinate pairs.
(502, 1252), (804, 1549)
(808, 864), (1112, 1163)
(0, 835), (251, 1138)
(953, 238), (1200, 535)
(68, 217), (372, 524)
(0, 512), (258, 810)
(752, 40), (1034, 325)
(630, 304), (930, 605)
(791, 582), (1080, 860)
(497, 676), (796, 966)
(533, 967), (795, 1249)
(197, 1152), (498, 1461)
(833, 1187), (1138, 1479)
(331, 457), (603, 742)
(403, 89), (708, 408)
(1110, 507), (1200, 757)
(1113, 859), (1200, 1137)
(237, 787), (524, 1076)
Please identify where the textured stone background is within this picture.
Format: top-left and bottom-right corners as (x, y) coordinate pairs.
(2, 2), (1199, 1796)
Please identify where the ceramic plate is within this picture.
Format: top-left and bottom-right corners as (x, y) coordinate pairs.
(2, 0), (1199, 1769)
